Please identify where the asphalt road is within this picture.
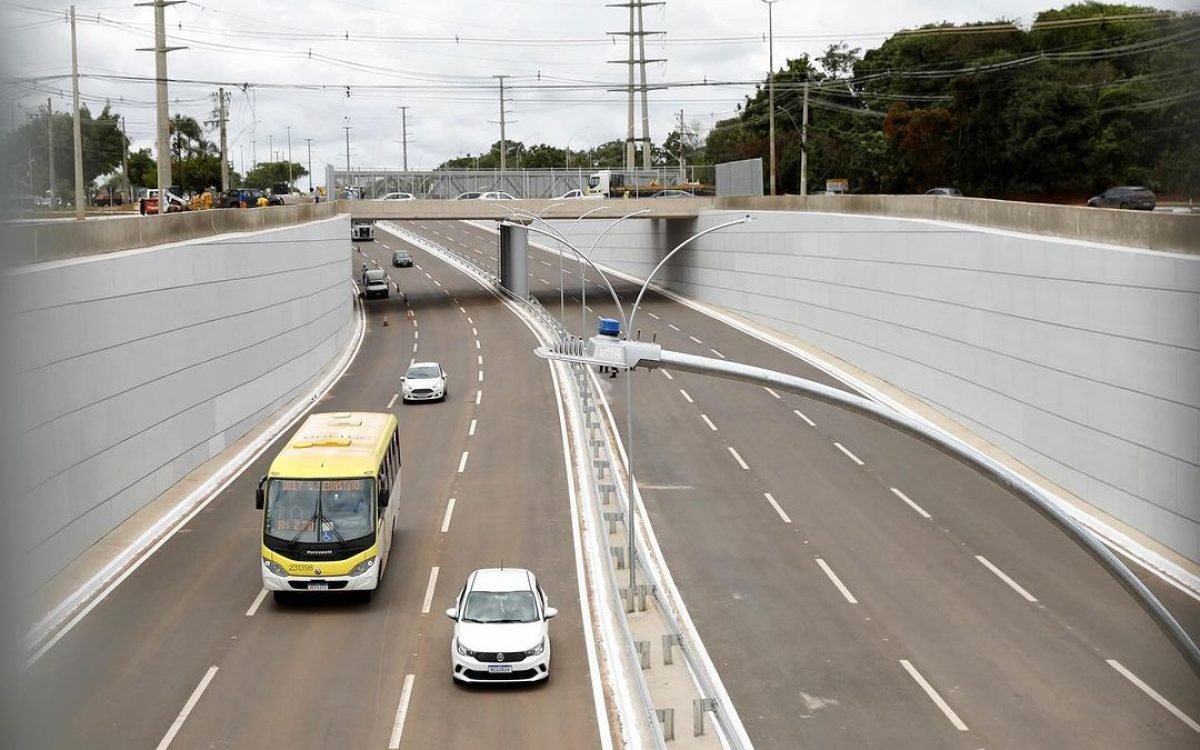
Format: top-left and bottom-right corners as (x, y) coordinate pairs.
(402, 218), (1200, 749)
(19, 234), (604, 749)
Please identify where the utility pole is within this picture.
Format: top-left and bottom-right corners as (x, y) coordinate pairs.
(304, 137), (313, 192)
(46, 99), (55, 210)
(800, 79), (809, 196)
(120, 116), (130, 204)
(343, 121), (351, 174)
(136, 0), (185, 216)
(250, 139), (256, 170)
(239, 144), (244, 176)
(761, 0), (780, 197)
(207, 87), (230, 191)
(70, 5), (85, 219)
(397, 106), (409, 172)
(492, 75), (508, 176)
(287, 125), (293, 186)
(268, 133), (273, 165)
(678, 108), (686, 184)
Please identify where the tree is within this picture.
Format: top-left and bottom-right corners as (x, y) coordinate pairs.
(126, 148), (155, 189)
(242, 161), (307, 189)
(0, 102), (128, 200)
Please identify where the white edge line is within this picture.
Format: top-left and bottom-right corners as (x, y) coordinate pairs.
(420, 566), (440, 614)
(244, 588), (268, 617)
(834, 441), (865, 466)
(975, 555), (1038, 603)
(763, 492), (792, 523)
(440, 498), (456, 533)
(23, 285), (368, 664)
(890, 487), (932, 519)
(1107, 659), (1200, 733)
(815, 557), (858, 604)
(900, 659), (969, 731)
(154, 666), (219, 750)
(727, 446), (750, 471)
(388, 673), (416, 749)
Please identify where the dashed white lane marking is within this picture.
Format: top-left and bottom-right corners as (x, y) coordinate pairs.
(834, 442), (865, 466)
(710, 348), (726, 359)
(648, 312), (660, 320)
(475, 390), (482, 405)
(467, 316), (474, 324)
(700, 414), (718, 431)
(472, 327), (478, 336)
(421, 566), (440, 614)
(457, 451), (469, 473)
(794, 409), (815, 427)
(154, 666), (219, 750)
(689, 335), (703, 344)
(539, 278), (550, 284)
(975, 556), (1038, 602)
(662, 370), (673, 380)
(424, 272), (432, 279)
(388, 674), (416, 749)
(244, 589), (268, 617)
(387, 393), (399, 409)
(412, 343), (418, 353)
(679, 389), (694, 404)
(459, 306), (467, 314)
(469, 419), (477, 436)
(815, 557), (858, 604)
(668, 323), (680, 331)
(1107, 659), (1200, 733)
(540, 259), (552, 266)
(477, 355), (483, 365)
(415, 263), (423, 270)
(478, 370), (484, 382)
(890, 487), (931, 519)
(900, 660), (968, 731)
(728, 446), (750, 471)
(413, 330), (419, 340)
(562, 268), (573, 275)
(412, 319), (418, 327)
(763, 492), (792, 523)
(440, 498), (457, 533)
(764, 387), (781, 399)
(475, 340), (481, 350)
(585, 306), (593, 312)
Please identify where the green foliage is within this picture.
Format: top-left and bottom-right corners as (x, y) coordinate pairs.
(0, 102), (128, 198)
(242, 161), (306, 190)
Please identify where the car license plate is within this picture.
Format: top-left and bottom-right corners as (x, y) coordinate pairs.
(487, 665), (512, 674)
(308, 581), (328, 590)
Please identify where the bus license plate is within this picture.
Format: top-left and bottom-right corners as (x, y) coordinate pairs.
(308, 581), (328, 590)
(488, 665), (512, 674)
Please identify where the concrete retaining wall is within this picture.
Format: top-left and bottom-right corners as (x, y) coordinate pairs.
(556, 212), (1200, 563)
(2, 215), (354, 593)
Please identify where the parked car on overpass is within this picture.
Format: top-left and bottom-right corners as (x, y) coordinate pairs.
(651, 189), (694, 198)
(480, 191), (517, 200)
(381, 192), (415, 201)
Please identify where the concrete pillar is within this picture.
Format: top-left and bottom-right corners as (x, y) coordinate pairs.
(498, 221), (529, 299)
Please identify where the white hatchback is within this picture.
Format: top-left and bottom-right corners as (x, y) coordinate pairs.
(401, 361), (447, 402)
(447, 568), (557, 684)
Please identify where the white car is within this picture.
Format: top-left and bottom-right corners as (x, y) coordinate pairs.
(447, 568), (556, 684)
(554, 189), (602, 200)
(381, 192), (415, 201)
(401, 361), (447, 402)
(479, 191), (517, 200)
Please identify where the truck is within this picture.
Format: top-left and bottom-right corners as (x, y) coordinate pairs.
(267, 181), (307, 206)
(584, 169), (713, 198)
(139, 187), (187, 215)
(351, 221), (375, 241)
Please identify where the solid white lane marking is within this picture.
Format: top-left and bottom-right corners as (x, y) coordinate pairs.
(441, 498), (456, 533)
(700, 414), (717, 431)
(816, 557), (858, 604)
(668, 323), (680, 331)
(728, 446), (750, 471)
(457, 451), (469, 473)
(710, 348), (726, 359)
(475, 390), (482, 405)
(794, 409), (815, 427)
(478, 370), (483, 382)
(662, 370), (673, 380)
(244, 589), (268, 617)
(764, 387), (781, 399)
(834, 442), (865, 466)
(975, 556), (1038, 602)
(421, 567), (440, 614)
(890, 487), (932, 519)
(764, 492), (792, 523)
(1107, 659), (1200, 733)
(388, 674), (416, 749)
(469, 419), (477, 436)
(679, 389), (694, 404)
(154, 666), (219, 750)
(689, 335), (703, 344)
(387, 394), (398, 409)
(900, 660), (968, 731)
(648, 312), (660, 320)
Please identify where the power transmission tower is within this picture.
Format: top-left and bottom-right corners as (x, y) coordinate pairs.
(397, 106), (410, 172)
(607, 0), (665, 170)
(46, 99), (55, 210)
(135, 0), (185, 215)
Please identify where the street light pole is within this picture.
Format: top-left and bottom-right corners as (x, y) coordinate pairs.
(304, 138), (313, 192)
(761, 0), (780, 197)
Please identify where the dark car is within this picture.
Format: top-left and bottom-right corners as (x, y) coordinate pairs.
(391, 250), (413, 268)
(1087, 186), (1156, 210)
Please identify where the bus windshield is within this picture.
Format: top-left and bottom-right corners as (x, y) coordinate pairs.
(264, 478), (374, 543)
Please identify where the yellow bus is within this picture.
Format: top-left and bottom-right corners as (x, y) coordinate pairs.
(255, 411), (400, 602)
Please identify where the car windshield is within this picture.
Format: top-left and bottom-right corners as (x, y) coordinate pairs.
(461, 590), (539, 623)
(264, 478), (374, 543)
(406, 366), (440, 379)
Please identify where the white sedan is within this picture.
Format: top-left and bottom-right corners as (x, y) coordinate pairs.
(401, 361), (447, 402)
(381, 192), (415, 201)
(447, 568), (557, 684)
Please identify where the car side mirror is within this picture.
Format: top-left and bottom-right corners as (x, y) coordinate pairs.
(254, 475), (266, 510)
(400, 376), (406, 382)
(445, 607), (458, 620)
(544, 607), (558, 619)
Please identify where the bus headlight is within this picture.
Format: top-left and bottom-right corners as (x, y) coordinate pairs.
(262, 557), (287, 577)
(348, 556), (377, 577)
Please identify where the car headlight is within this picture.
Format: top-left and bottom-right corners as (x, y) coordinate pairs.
(456, 639), (476, 657)
(262, 557), (287, 577)
(348, 556), (377, 577)
(525, 638), (545, 657)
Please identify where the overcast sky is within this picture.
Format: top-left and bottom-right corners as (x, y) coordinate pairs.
(2, 0), (1196, 185)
